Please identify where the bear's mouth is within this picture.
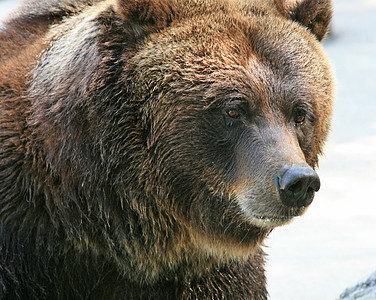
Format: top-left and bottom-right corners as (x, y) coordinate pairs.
(235, 195), (306, 229)
(246, 213), (297, 228)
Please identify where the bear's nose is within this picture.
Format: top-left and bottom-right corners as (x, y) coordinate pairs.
(276, 165), (320, 208)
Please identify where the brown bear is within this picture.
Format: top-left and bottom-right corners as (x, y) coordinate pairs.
(0, 0), (334, 298)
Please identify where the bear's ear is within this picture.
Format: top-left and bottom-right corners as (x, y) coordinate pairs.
(115, 0), (176, 29)
(275, 0), (333, 41)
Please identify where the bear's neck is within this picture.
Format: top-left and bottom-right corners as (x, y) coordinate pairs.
(82, 246), (268, 299)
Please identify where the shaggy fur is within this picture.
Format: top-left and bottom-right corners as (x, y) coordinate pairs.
(0, 0), (334, 298)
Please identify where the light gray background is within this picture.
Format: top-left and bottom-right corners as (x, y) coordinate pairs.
(267, 1), (376, 299)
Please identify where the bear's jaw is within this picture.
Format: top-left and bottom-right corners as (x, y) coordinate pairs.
(240, 202), (308, 229)
(232, 185), (311, 229)
(244, 212), (296, 228)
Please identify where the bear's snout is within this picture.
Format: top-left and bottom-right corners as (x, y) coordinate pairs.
(276, 165), (321, 208)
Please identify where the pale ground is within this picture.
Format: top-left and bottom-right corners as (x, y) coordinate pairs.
(1, 0), (376, 299)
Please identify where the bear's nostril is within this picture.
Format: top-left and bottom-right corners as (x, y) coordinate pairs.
(288, 181), (304, 195)
(277, 165), (320, 208)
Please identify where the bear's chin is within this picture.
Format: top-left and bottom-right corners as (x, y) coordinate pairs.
(242, 204), (309, 229)
(236, 195), (310, 229)
(245, 213), (296, 229)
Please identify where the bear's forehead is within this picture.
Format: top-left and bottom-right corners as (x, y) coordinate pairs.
(130, 11), (329, 109)
(139, 13), (321, 80)
(135, 36), (316, 103)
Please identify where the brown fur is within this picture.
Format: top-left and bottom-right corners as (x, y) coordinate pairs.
(0, 0), (334, 298)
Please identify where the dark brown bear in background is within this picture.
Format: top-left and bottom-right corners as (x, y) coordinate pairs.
(0, 0), (334, 298)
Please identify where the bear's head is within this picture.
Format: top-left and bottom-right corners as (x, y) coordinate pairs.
(27, 0), (334, 277)
(111, 0), (334, 257)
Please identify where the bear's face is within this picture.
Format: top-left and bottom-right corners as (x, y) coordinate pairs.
(129, 2), (334, 255)
(25, 0), (333, 262)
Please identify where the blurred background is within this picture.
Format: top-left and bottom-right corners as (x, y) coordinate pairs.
(1, 0), (375, 299)
(0, 0), (17, 20)
(267, 0), (376, 299)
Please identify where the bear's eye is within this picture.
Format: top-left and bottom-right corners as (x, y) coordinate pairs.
(227, 110), (241, 119)
(293, 109), (307, 126)
(294, 114), (306, 125)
